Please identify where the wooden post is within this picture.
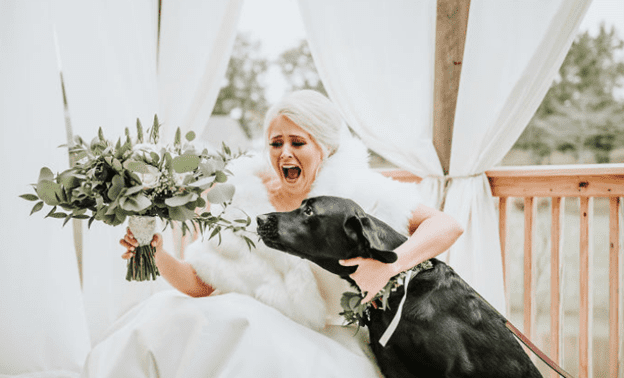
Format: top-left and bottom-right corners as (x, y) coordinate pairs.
(433, 0), (470, 175)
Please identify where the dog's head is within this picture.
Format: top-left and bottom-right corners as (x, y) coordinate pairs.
(257, 196), (406, 280)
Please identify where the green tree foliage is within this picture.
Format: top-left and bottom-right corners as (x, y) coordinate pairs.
(514, 24), (624, 164)
(277, 39), (327, 95)
(213, 33), (269, 139)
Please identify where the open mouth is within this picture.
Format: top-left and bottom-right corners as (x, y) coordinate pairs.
(281, 165), (302, 182)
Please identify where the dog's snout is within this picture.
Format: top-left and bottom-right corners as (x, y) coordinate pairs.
(257, 214), (269, 228)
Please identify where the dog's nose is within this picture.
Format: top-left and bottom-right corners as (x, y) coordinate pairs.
(256, 214), (268, 228)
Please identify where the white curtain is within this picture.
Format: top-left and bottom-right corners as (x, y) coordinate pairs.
(52, 0), (243, 346)
(158, 0), (243, 140)
(52, 0), (163, 347)
(299, 0), (591, 314)
(443, 0), (592, 314)
(1, 0), (242, 374)
(0, 2), (90, 375)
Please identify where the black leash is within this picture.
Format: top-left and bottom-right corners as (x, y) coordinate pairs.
(475, 292), (575, 378)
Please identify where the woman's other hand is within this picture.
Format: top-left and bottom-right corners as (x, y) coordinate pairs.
(339, 257), (398, 303)
(120, 228), (163, 259)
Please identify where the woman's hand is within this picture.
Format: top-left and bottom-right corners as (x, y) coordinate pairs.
(339, 257), (398, 303)
(120, 228), (163, 259)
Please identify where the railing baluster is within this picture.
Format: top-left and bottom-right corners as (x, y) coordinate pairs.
(524, 197), (537, 351)
(550, 197), (564, 378)
(579, 197), (594, 378)
(609, 197), (620, 378)
(499, 196), (510, 316)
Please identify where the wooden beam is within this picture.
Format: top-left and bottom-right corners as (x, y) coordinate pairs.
(433, 0), (471, 175)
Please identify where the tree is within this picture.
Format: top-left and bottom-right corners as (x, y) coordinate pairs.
(514, 24), (624, 163)
(276, 39), (327, 95)
(212, 33), (269, 138)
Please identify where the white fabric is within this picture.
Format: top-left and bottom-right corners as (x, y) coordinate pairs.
(84, 133), (419, 377)
(442, 0), (592, 314)
(186, 134), (423, 327)
(51, 0), (166, 347)
(299, 0), (590, 314)
(157, 0), (243, 140)
(82, 291), (383, 378)
(0, 2), (90, 375)
(51, 0), (243, 346)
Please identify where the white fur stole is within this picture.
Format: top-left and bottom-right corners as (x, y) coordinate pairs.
(185, 135), (424, 329)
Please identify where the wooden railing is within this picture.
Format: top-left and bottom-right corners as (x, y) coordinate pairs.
(384, 164), (624, 378)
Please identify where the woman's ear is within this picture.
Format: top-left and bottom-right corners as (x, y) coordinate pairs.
(343, 214), (398, 264)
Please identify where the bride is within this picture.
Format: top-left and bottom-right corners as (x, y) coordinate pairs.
(88, 90), (463, 377)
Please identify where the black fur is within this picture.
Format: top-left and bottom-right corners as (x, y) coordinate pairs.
(257, 196), (542, 378)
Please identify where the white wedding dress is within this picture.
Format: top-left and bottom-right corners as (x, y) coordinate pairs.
(81, 135), (424, 378)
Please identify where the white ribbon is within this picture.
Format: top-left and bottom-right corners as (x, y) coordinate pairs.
(378, 269), (412, 346)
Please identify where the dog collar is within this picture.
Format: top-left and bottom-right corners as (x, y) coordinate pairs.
(339, 260), (434, 334)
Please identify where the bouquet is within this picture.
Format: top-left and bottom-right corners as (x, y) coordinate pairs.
(21, 115), (253, 281)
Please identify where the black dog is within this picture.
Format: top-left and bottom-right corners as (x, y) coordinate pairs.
(257, 196), (542, 378)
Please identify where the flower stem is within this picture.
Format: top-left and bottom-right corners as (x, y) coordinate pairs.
(126, 245), (160, 281)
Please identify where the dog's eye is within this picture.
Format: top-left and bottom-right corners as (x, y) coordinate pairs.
(304, 207), (314, 216)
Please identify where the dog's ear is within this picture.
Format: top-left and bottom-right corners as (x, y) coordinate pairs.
(344, 215), (398, 264)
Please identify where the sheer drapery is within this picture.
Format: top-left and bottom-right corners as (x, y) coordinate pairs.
(1, 0), (243, 373)
(443, 0), (592, 313)
(52, 0), (243, 346)
(158, 0), (243, 140)
(299, 0), (591, 313)
(0, 2), (90, 375)
(52, 0), (164, 347)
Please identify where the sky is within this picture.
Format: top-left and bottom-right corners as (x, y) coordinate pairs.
(236, 0), (624, 103)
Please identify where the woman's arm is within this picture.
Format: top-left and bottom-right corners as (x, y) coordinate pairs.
(340, 204), (464, 303)
(121, 230), (214, 298)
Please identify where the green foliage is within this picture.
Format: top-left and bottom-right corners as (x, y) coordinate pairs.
(514, 24), (624, 164)
(212, 33), (269, 139)
(21, 115), (251, 242)
(277, 39), (327, 96)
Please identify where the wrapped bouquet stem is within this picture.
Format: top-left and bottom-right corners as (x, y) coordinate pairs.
(22, 115), (254, 282)
(127, 215), (158, 281)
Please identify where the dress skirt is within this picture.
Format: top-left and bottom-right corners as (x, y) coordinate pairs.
(81, 290), (382, 378)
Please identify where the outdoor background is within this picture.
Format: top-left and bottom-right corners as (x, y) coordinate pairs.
(202, 1), (624, 377)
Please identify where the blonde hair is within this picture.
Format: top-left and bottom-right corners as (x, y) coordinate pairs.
(263, 90), (345, 158)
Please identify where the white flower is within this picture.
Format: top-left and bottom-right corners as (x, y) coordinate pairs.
(132, 143), (164, 159)
(141, 171), (161, 188)
(173, 172), (188, 186)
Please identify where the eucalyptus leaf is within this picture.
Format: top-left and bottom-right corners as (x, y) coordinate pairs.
(38, 167), (54, 184)
(172, 154), (201, 173)
(37, 180), (62, 206)
(205, 183), (235, 204)
(120, 194), (152, 212)
(57, 169), (82, 189)
(199, 159), (225, 176)
(30, 201), (44, 215)
(185, 131), (196, 142)
(168, 205), (196, 221)
(125, 160), (159, 175)
(125, 185), (144, 196)
(164, 192), (198, 207)
(214, 170), (228, 183)
(108, 175), (125, 200)
(187, 177), (213, 190)
(20, 194), (39, 202)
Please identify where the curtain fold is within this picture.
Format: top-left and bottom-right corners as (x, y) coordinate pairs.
(442, 0), (592, 314)
(0, 2), (91, 374)
(52, 0), (165, 347)
(157, 0), (244, 141)
(299, 0), (591, 314)
(52, 0), (243, 346)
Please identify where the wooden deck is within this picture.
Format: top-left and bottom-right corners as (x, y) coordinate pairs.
(384, 164), (624, 378)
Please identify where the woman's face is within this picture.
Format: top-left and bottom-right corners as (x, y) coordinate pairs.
(267, 115), (323, 195)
